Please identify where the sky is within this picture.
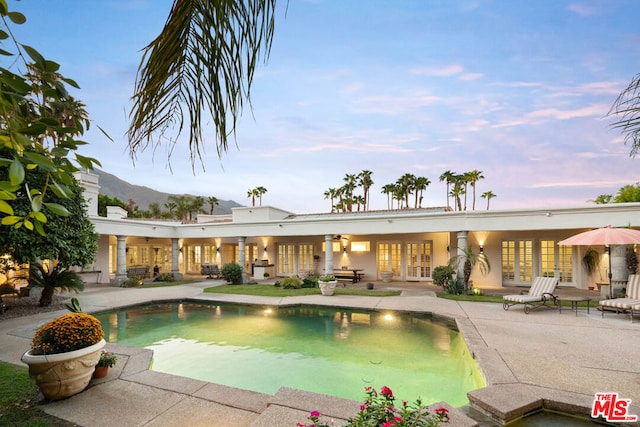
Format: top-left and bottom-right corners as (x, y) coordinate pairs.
(7, 0), (640, 213)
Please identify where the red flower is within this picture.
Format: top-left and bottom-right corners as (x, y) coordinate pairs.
(380, 386), (394, 398)
(381, 422), (396, 427)
(309, 410), (320, 418)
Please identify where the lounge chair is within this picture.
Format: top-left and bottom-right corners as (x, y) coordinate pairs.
(503, 276), (559, 314)
(599, 274), (640, 322)
(200, 264), (221, 279)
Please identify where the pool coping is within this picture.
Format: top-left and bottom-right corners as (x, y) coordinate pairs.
(87, 296), (632, 426)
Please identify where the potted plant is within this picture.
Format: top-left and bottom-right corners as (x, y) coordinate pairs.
(93, 350), (117, 379)
(21, 312), (105, 400)
(263, 272), (270, 279)
(318, 275), (337, 295)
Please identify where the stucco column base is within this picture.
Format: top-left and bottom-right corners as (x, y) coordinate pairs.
(172, 272), (184, 281)
(241, 272), (250, 284)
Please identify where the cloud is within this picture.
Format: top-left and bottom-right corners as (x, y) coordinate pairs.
(351, 92), (442, 115)
(409, 64), (464, 77)
(460, 73), (484, 81)
(567, 3), (597, 16)
(493, 103), (609, 128)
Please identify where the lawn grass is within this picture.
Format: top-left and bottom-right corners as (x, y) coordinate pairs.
(140, 279), (198, 288)
(204, 284), (401, 297)
(0, 362), (73, 426)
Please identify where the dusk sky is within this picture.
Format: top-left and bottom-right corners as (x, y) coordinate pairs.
(9, 1), (640, 213)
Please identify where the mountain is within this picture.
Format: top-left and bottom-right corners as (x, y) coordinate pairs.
(93, 169), (243, 215)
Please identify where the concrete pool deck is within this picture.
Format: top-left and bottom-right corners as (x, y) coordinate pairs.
(0, 280), (639, 426)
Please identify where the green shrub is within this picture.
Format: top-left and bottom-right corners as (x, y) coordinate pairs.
(221, 263), (243, 284)
(302, 277), (318, 288)
(120, 276), (143, 288)
(432, 265), (455, 287)
(153, 273), (174, 282)
(444, 278), (464, 295)
(280, 276), (302, 289)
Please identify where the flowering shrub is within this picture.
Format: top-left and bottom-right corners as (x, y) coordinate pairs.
(97, 350), (117, 367)
(297, 386), (449, 427)
(31, 313), (104, 355)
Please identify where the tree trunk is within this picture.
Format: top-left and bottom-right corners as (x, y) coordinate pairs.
(39, 286), (54, 307)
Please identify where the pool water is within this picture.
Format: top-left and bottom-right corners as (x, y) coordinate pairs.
(95, 302), (484, 406)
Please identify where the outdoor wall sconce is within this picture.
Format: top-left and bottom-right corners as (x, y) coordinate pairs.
(479, 245), (484, 253)
(263, 245), (268, 252)
(343, 246), (347, 253)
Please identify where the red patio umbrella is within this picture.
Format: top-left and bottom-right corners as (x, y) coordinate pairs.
(558, 225), (640, 298)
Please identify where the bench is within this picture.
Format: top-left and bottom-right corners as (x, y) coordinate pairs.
(127, 266), (149, 278)
(201, 264), (221, 279)
(333, 270), (363, 284)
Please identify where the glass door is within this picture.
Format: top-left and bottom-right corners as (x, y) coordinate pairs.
(377, 242), (401, 279)
(406, 242), (432, 281)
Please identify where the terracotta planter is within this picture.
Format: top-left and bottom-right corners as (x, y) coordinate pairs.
(21, 339), (105, 400)
(92, 365), (109, 379)
(380, 272), (393, 283)
(319, 281), (337, 296)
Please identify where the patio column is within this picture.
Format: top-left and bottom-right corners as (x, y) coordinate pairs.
(114, 235), (127, 285)
(456, 231), (468, 280)
(611, 245), (627, 296)
(238, 236), (249, 283)
(171, 238), (183, 280)
(325, 234), (334, 275)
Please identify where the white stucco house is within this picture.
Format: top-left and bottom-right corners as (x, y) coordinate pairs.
(76, 172), (640, 295)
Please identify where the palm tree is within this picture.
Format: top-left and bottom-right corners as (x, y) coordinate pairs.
(255, 186), (268, 206)
(128, 0), (277, 166)
(481, 191), (496, 210)
(358, 170), (374, 211)
(609, 73), (640, 157)
(591, 194), (613, 204)
(343, 174), (357, 212)
(324, 187), (340, 212)
(414, 176), (431, 208)
(461, 172), (472, 210)
(439, 170), (455, 210)
(247, 188), (258, 207)
(450, 178), (465, 212)
(29, 262), (84, 307)
(381, 184), (396, 210)
(397, 173), (416, 209)
(168, 195), (191, 222)
(207, 196), (219, 214)
(189, 196), (205, 220)
(448, 246), (490, 294)
(164, 201), (177, 218)
(353, 195), (365, 212)
(467, 170), (484, 210)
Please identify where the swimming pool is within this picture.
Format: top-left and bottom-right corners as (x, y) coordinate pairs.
(95, 302), (484, 406)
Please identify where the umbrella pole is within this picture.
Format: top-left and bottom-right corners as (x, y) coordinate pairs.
(608, 246), (612, 299)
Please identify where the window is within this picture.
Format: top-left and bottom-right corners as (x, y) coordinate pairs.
(351, 241), (370, 252)
(406, 242), (432, 279)
(378, 242), (401, 276)
(502, 240), (533, 283)
(502, 241), (515, 281)
(298, 244), (314, 275)
(519, 240), (533, 282)
(541, 240), (573, 283)
(277, 243), (295, 276)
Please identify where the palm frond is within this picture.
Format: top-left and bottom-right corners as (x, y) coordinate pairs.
(609, 73), (640, 157)
(128, 0), (277, 169)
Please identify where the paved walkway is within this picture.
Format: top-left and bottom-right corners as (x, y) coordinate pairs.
(0, 281), (639, 426)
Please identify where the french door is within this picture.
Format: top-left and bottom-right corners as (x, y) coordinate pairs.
(406, 242), (432, 281)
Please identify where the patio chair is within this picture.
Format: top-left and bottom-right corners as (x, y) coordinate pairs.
(200, 264), (221, 279)
(503, 276), (559, 314)
(599, 274), (640, 322)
